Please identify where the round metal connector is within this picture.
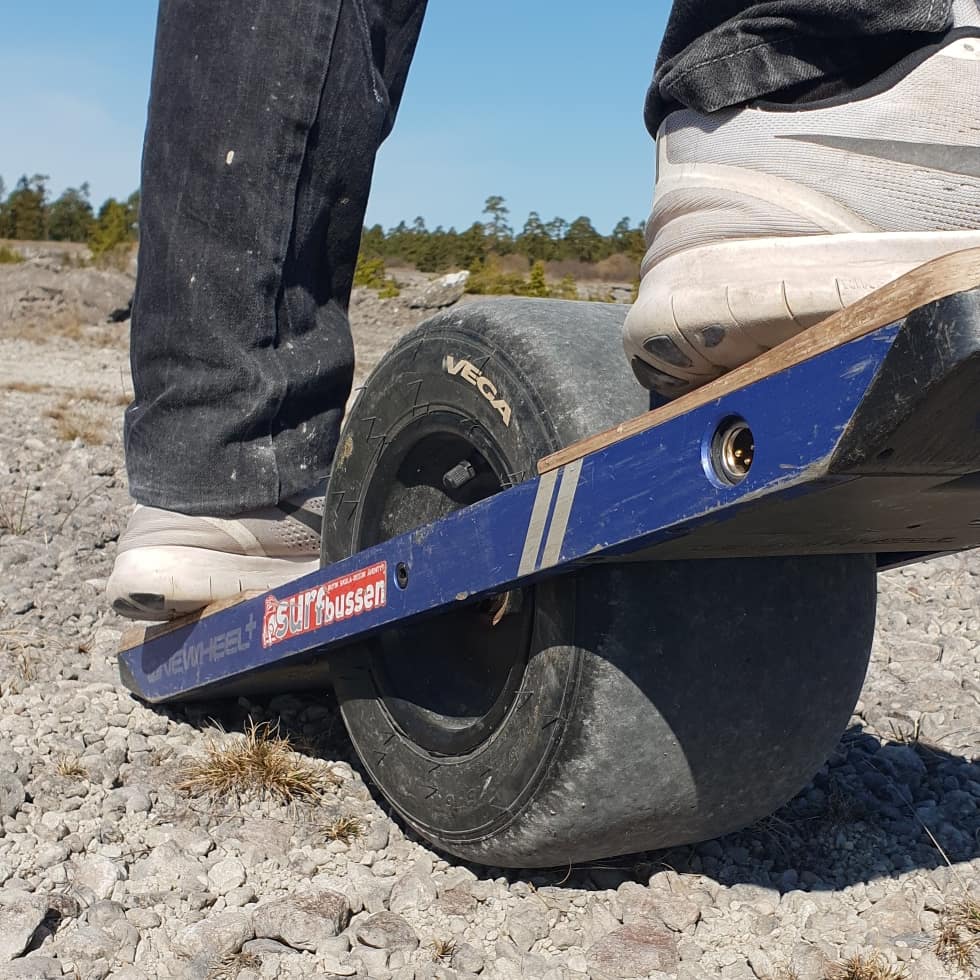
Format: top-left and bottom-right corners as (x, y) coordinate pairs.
(443, 459), (477, 491)
(711, 419), (754, 485)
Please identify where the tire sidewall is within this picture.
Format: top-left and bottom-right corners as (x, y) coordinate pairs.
(323, 321), (582, 845)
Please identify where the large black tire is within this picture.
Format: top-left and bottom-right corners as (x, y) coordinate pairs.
(321, 298), (876, 867)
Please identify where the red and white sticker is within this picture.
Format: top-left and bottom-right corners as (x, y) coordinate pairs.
(261, 560), (387, 649)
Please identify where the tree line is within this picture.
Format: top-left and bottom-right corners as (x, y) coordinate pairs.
(0, 179), (644, 272)
(361, 196), (646, 272)
(0, 175), (139, 256)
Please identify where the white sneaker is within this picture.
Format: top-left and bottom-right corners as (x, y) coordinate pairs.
(625, 25), (980, 398)
(106, 491), (323, 620)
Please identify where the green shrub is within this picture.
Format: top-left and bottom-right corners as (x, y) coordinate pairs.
(88, 198), (135, 257)
(553, 275), (579, 300)
(0, 245), (23, 264)
(466, 258), (580, 301)
(354, 255), (388, 289)
(354, 254), (399, 297)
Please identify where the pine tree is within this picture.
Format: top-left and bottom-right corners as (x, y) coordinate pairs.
(516, 211), (552, 263)
(5, 174), (49, 240)
(563, 215), (605, 262)
(359, 223), (385, 259)
(48, 183), (95, 242)
(457, 221), (488, 269)
(545, 216), (568, 247)
(611, 216), (645, 260)
(89, 198), (132, 255)
(482, 195), (513, 252)
(524, 260), (550, 298)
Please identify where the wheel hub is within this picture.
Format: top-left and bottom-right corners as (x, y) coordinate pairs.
(355, 410), (533, 756)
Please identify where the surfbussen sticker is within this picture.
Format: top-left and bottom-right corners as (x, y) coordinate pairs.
(262, 561), (387, 648)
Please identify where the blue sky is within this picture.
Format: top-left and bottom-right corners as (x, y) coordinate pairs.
(0, 2), (670, 234)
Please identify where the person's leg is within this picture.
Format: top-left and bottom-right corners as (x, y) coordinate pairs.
(626, 0), (980, 397)
(109, 0), (426, 618)
(127, 0), (426, 516)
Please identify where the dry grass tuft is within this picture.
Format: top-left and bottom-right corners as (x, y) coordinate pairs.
(4, 313), (128, 349)
(0, 629), (43, 695)
(431, 938), (456, 962)
(322, 815), (363, 844)
(0, 487), (31, 535)
(177, 719), (337, 805)
(43, 396), (107, 445)
(821, 779), (864, 831)
(15, 651), (37, 682)
(935, 897), (980, 974)
(54, 755), (88, 779)
(825, 953), (907, 980)
(2, 380), (46, 394)
(207, 950), (261, 979)
(2, 380), (131, 406)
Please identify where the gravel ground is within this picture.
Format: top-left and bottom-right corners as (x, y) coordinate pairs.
(0, 256), (977, 980)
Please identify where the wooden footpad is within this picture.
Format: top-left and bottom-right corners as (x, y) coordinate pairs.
(118, 591), (263, 658)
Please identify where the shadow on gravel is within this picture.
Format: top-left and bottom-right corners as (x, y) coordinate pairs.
(159, 683), (979, 897)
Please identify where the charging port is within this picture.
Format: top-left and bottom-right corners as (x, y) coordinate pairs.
(711, 419), (754, 485)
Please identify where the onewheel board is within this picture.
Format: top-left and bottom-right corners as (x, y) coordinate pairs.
(119, 249), (980, 866)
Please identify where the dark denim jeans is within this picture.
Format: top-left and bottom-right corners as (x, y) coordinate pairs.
(126, 0), (956, 515)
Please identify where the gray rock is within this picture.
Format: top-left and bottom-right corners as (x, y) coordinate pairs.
(74, 855), (125, 902)
(747, 948), (775, 979)
(619, 882), (700, 932)
(408, 272), (469, 309)
(586, 921), (679, 978)
(125, 909), (161, 929)
(0, 777), (25, 820)
(506, 905), (549, 952)
(207, 857), (246, 894)
(360, 821), (390, 852)
(339, 865), (383, 914)
(437, 887), (478, 917)
(126, 842), (206, 897)
(876, 744), (927, 777)
(914, 950), (959, 980)
(252, 891), (350, 952)
(0, 896), (47, 962)
(47, 924), (116, 973)
(0, 957), (63, 979)
(84, 901), (126, 928)
(451, 942), (485, 974)
(388, 873), (437, 914)
(355, 911), (419, 951)
(171, 910), (253, 958)
(0, 756), (27, 783)
(582, 902), (621, 945)
(225, 885), (257, 908)
(356, 945), (390, 974)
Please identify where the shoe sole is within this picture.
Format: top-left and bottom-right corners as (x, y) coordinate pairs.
(624, 231), (980, 395)
(106, 546), (320, 620)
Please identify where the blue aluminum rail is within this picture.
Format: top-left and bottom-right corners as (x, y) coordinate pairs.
(119, 286), (980, 703)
